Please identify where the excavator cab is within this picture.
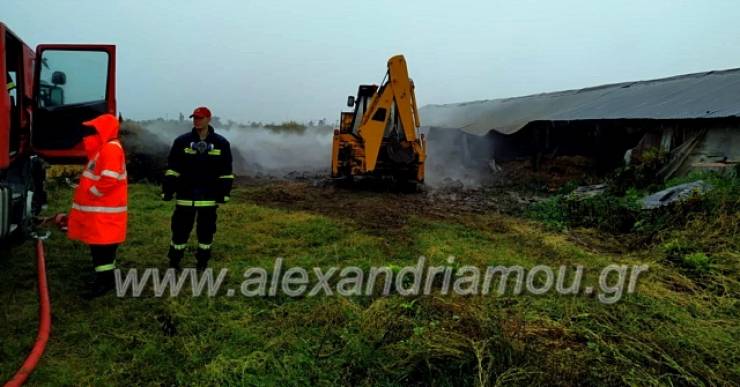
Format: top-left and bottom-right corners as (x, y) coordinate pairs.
(343, 85), (378, 136)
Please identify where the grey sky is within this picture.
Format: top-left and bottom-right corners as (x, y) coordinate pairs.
(4, 0), (740, 123)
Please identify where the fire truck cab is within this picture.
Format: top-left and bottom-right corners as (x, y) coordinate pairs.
(1, 22), (116, 239)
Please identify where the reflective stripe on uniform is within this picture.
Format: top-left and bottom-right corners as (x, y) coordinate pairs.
(82, 170), (100, 181)
(95, 261), (116, 272)
(208, 149), (221, 155)
(165, 169), (180, 177)
(219, 174), (235, 179)
(82, 170), (126, 181)
(170, 241), (187, 250)
(198, 243), (212, 250)
(184, 148), (197, 154)
(101, 170), (127, 179)
(72, 203), (127, 213)
(176, 200), (217, 207)
(90, 186), (104, 197)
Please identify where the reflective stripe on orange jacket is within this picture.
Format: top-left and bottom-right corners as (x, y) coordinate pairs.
(67, 114), (128, 245)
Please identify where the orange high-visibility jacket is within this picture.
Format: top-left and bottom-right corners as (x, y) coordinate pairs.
(67, 114), (128, 245)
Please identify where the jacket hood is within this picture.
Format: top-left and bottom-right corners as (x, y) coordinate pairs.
(81, 114), (120, 160)
(82, 113), (120, 142)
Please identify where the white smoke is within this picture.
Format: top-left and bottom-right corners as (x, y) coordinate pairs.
(423, 127), (496, 188)
(132, 120), (496, 187)
(135, 121), (332, 178)
(218, 127), (332, 176)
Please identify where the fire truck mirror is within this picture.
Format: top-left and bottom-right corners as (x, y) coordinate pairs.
(51, 71), (66, 86)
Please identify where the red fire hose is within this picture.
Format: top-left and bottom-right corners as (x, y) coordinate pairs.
(4, 239), (51, 386)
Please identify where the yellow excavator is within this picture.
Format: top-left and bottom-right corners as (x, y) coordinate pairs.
(331, 55), (425, 185)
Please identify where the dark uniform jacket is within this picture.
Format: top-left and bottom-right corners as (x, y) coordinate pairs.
(162, 126), (234, 205)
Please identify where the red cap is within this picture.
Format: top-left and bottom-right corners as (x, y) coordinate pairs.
(189, 106), (212, 118)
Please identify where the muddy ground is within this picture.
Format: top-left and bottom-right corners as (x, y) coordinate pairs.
(235, 155), (599, 221)
(237, 178), (534, 227)
(232, 158), (628, 257)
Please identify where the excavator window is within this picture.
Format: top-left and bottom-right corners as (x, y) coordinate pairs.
(340, 112), (353, 133)
(350, 94), (371, 134)
(371, 108), (386, 122)
(349, 85), (379, 134)
(350, 97), (364, 134)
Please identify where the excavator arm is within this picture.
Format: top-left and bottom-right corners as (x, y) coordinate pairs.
(357, 55), (422, 172)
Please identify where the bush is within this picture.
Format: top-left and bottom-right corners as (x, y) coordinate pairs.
(682, 252), (711, 273)
(528, 187), (642, 233)
(610, 147), (669, 194)
(528, 170), (739, 240)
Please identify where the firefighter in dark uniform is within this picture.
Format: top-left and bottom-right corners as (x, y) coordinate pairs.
(162, 106), (234, 269)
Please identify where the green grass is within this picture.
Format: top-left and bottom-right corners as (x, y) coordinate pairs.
(0, 182), (738, 386)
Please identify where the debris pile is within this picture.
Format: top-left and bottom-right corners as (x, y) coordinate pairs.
(641, 180), (712, 209)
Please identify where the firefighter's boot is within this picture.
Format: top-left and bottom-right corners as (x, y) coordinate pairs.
(168, 244), (186, 270)
(82, 270), (115, 300)
(195, 246), (211, 271)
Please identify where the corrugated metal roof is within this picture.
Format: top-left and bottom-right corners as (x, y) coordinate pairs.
(420, 68), (740, 136)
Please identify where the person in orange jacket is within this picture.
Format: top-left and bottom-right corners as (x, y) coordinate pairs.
(67, 113), (128, 299)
